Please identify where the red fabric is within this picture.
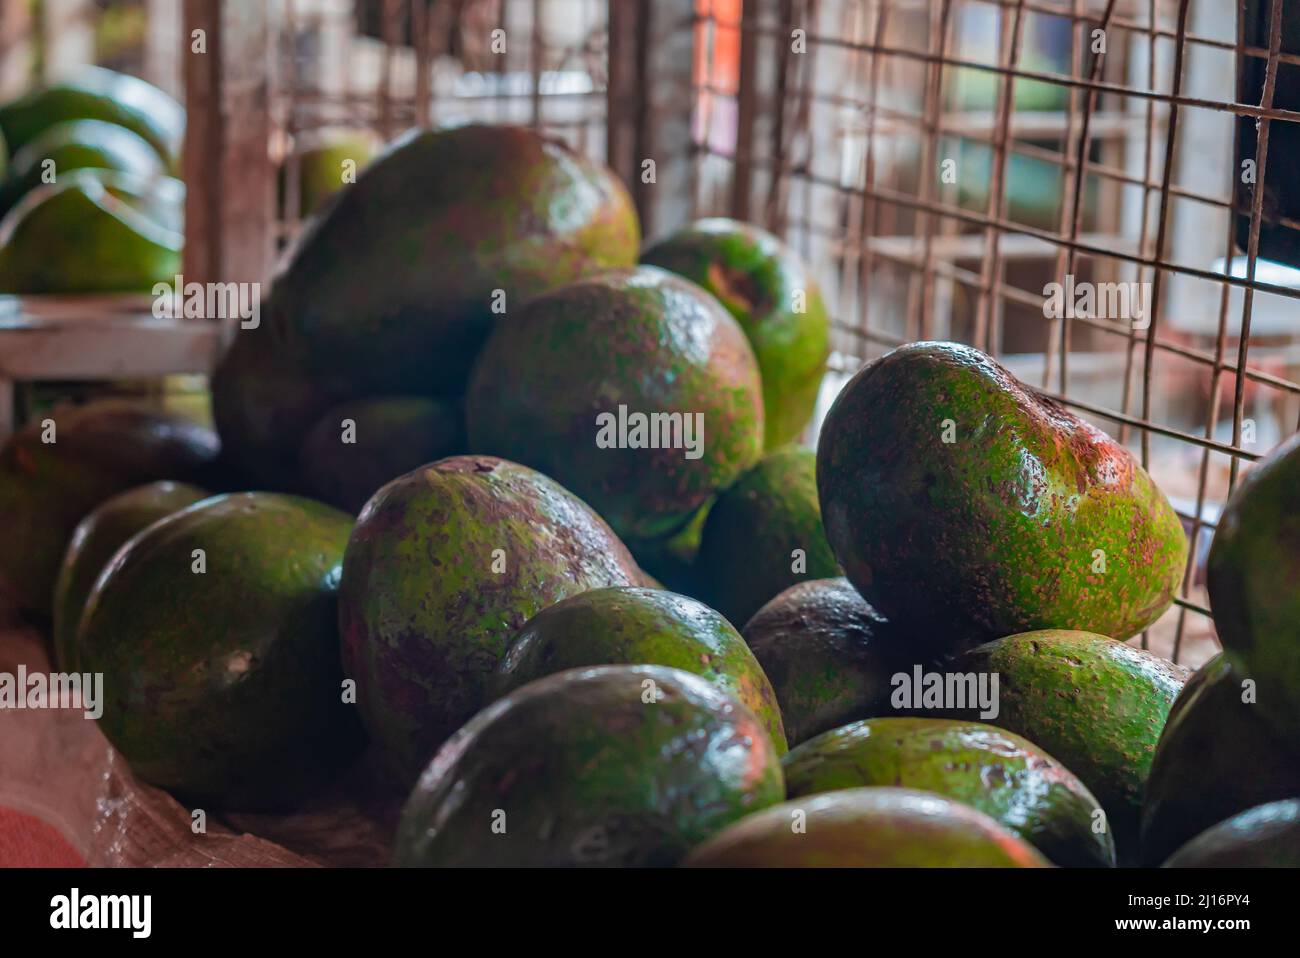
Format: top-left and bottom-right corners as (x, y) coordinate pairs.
(0, 807), (86, 868)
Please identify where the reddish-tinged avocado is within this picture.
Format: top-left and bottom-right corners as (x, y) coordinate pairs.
(338, 456), (647, 787)
(682, 787), (1050, 867)
(270, 124), (640, 396)
(297, 395), (464, 513)
(466, 266), (765, 541)
(1139, 653), (1300, 865)
(1207, 431), (1300, 741)
(642, 218), (830, 448)
(783, 717), (1115, 867)
(491, 586), (787, 752)
(52, 480), (208, 670)
(1163, 799), (1300, 868)
(741, 578), (921, 746)
(0, 400), (219, 615)
(817, 342), (1187, 652)
(393, 665), (784, 866)
(78, 493), (361, 811)
(939, 629), (1187, 861)
(694, 446), (838, 626)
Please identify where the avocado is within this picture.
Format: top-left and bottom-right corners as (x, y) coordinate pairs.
(817, 342), (1187, 651)
(0, 67), (184, 168)
(682, 787), (1050, 867)
(782, 717), (1115, 867)
(339, 456), (648, 786)
(1139, 654), (1300, 865)
(625, 498), (712, 597)
(940, 629), (1187, 860)
(694, 446), (838, 626)
(1207, 431), (1300, 741)
(78, 493), (361, 811)
(490, 586), (787, 752)
(641, 218), (830, 448)
(280, 128), (380, 218)
(52, 480), (208, 670)
(269, 124), (639, 396)
(394, 665), (784, 866)
(0, 169), (183, 294)
(297, 396), (464, 513)
(0, 118), (164, 218)
(1163, 799), (1300, 868)
(742, 578), (920, 746)
(0, 400), (219, 615)
(467, 266), (765, 541)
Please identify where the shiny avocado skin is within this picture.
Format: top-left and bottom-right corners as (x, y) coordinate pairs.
(77, 493), (362, 811)
(270, 124), (640, 396)
(1207, 431), (1300, 741)
(816, 342), (1188, 651)
(641, 218), (830, 449)
(466, 266), (765, 541)
(52, 480), (208, 671)
(1163, 799), (1300, 868)
(394, 665), (784, 867)
(1140, 654), (1300, 865)
(940, 629), (1187, 861)
(782, 717), (1116, 867)
(682, 787), (1050, 867)
(694, 446), (838, 628)
(338, 456), (648, 788)
(490, 585), (787, 752)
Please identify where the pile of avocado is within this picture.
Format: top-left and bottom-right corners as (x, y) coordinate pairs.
(4, 114), (1297, 869)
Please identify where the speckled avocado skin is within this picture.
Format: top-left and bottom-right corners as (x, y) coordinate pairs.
(466, 266), (765, 541)
(817, 342), (1188, 650)
(1207, 431), (1300, 741)
(78, 493), (361, 811)
(338, 456), (647, 787)
(694, 446), (838, 627)
(1140, 654), (1300, 865)
(297, 395), (465, 513)
(0, 400), (219, 615)
(941, 629), (1187, 861)
(1163, 799), (1300, 868)
(682, 787), (1050, 867)
(742, 578), (922, 746)
(394, 665), (784, 867)
(783, 717), (1115, 867)
(642, 218), (830, 449)
(270, 124), (640, 396)
(52, 480), (208, 670)
(491, 586), (787, 752)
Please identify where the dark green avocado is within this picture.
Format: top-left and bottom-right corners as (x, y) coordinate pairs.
(393, 665), (785, 866)
(1163, 799), (1300, 868)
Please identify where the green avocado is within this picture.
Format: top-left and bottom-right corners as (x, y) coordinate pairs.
(394, 665), (784, 866)
(694, 446), (838, 626)
(641, 218), (830, 449)
(269, 124), (640, 396)
(297, 396), (464, 513)
(280, 128), (380, 218)
(0, 169), (183, 294)
(0, 67), (184, 169)
(0, 400), (219, 615)
(339, 455), (648, 787)
(940, 629), (1187, 860)
(52, 480), (208, 670)
(0, 118), (165, 217)
(783, 717), (1115, 867)
(1163, 799), (1300, 868)
(467, 266), (765, 541)
(78, 493), (361, 811)
(682, 787), (1050, 867)
(490, 586), (787, 752)
(817, 342), (1188, 652)
(1207, 432), (1300, 741)
(625, 498), (712, 597)
(1139, 654), (1300, 865)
